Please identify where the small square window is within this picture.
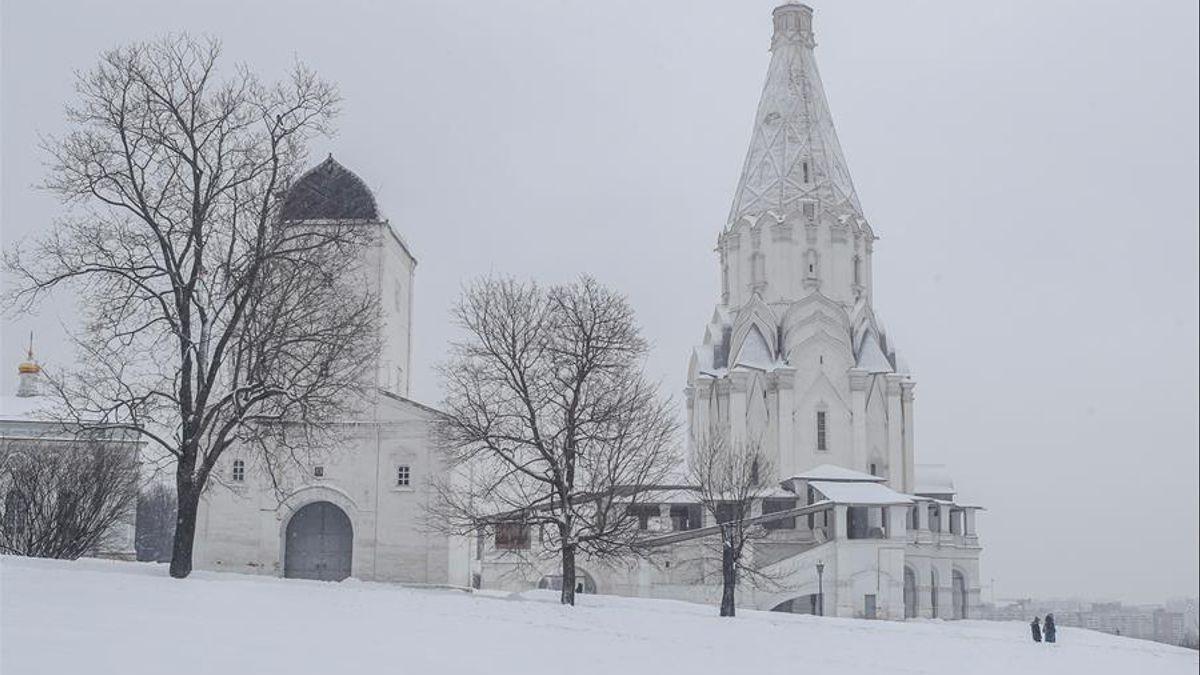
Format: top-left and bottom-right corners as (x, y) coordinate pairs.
(313, 465), (325, 478)
(232, 459), (245, 482)
(397, 465), (411, 487)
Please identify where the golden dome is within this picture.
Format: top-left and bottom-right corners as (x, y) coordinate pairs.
(18, 336), (40, 374)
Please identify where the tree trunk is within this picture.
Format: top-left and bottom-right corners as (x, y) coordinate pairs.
(560, 542), (577, 606)
(720, 530), (737, 617)
(169, 479), (201, 579)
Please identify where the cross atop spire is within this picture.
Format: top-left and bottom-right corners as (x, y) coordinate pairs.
(727, 4), (862, 226)
(16, 331), (42, 397)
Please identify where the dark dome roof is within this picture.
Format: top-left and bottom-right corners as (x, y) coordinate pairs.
(280, 156), (379, 221)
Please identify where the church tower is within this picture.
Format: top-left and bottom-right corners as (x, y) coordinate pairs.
(686, 3), (915, 492)
(280, 156), (416, 398)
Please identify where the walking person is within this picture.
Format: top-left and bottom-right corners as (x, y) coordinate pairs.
(1030, 616), (1042, 643)
(1044, 614), (1057, 644)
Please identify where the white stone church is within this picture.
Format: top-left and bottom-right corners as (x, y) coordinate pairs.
(196, 3), (982, 621)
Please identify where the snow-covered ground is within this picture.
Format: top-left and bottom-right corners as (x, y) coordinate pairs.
(1, 556), (1195, 675)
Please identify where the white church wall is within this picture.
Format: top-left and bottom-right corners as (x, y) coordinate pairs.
(367, 222), (416, 398)
(195, 395), (452, 585)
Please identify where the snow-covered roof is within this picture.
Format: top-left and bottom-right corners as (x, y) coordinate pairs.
(808, 480), (913, 506)
(785, 464), (885, 483)
(914, 464), (956, 497)
(0, 395), (51, 422)
(855, 330), (893, 374)
(732, 326), (773, 370)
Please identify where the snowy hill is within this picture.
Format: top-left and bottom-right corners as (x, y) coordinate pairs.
(1, 557), (1195, 675)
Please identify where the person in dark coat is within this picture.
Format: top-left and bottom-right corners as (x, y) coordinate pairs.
(1030, 616), (1043, 643)
(1044, 614), (1057, 643)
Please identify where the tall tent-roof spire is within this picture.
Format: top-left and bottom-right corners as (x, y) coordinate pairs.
(727, 4), (862, 226)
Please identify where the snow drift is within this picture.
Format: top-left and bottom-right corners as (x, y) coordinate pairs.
(1, 556), (1195, 675)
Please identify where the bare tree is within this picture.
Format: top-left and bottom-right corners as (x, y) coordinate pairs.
(0, 441), (139, 559)
(689, 433), (777, 617)
(434, 276), (678, 606)
(135, 482), (177, 563)
(4, 35), (380, 578)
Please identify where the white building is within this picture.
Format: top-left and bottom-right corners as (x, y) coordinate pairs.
(474, 3), (983, 621)
(0, 351), (139, 560)
(196, 4), (982, 621)
(194, 158), (464, 586)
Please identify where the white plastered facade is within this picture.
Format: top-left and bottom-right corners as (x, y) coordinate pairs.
(194, 159), (468, 587)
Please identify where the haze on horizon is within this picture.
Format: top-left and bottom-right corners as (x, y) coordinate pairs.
(2, 0), (1197, 605)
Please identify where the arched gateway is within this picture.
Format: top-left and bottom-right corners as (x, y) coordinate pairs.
(284, 501), (353, 581)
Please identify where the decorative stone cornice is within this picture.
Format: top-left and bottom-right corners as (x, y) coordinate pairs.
(773, 367), (797, 389)
(715, 379), (731, 396)
(884, 372), (905, 395)
(848, 367), (869, 391)
(770, 3), (816, 51)
(728, 369), (752, 393)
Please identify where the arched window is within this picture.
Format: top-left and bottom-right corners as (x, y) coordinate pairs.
(802, 161), (810, 184)
(853, 255), (862, 286)
(751, 252), (766, 293)
(231, 459), (245, 482)
(806, 249), (818, 278)
(816, 410), (828, 451)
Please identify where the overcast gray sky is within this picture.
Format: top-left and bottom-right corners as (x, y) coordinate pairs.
(2, 0), (1197, 604)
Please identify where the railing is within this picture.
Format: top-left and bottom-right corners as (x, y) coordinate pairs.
(633, 500), (833, 549)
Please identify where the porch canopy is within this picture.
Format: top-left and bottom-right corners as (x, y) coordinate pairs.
(807, 480), (913, 506)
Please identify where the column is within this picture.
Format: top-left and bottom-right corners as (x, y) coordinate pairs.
(937, 503), (951, 540)
(868, 506), (884, 534)
(775, 368), (796, 477)
(886, 505), (908, 540)
(884, 373), (904, 491)
(693, 382), (710, 445)
(833, 504), (848, 540)
(728, 372), (749, 446)
(848, 368), (868, 472)
(725, 231), (743, 306)
(964, 508), (977, 537)
(899, 380), (916, 493)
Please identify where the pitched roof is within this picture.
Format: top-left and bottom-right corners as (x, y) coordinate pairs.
(808, 480), (913, 505)
(786, 463), (886, 483)
(727, 3), (862, 226)
(281, 156), (380, 221)
(855, 329), (894, 374)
